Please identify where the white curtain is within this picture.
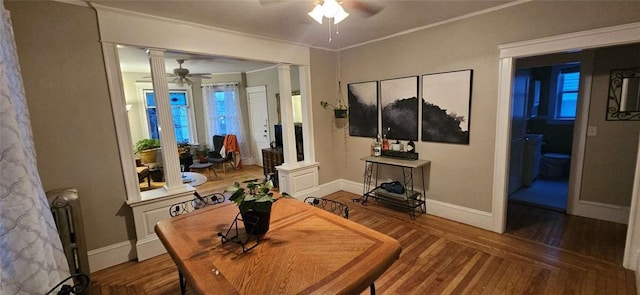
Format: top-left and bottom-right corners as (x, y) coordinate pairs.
(0, 2), (70, 294)
(202, 83), (250, 157)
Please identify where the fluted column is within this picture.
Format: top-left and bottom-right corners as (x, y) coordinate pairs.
(277, 64), (297, 165)
(147, 49), (183, 193)
(298, 65), (315, 163)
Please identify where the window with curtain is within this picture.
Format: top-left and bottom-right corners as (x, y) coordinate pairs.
(144, 90), (193, 143)
(202, 83), (250, 157)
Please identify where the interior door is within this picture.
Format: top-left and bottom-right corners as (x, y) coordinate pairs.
(246, 86), (270, 166)
(508, 69), (530, 195)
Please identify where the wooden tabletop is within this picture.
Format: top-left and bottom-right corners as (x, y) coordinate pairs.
(155, 198), (402, 294)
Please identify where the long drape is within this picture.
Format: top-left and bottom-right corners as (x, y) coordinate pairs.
(202, 83), (250, 158)
(0, 2), (70, 294)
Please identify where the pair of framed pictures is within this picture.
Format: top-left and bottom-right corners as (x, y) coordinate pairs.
(347, 69), (473, 144)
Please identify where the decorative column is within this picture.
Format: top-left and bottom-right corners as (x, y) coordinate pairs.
(299, 65), (316, 163)
(277, 64), (297, 165)
(276, 64), (320, 199)
(147, 49), (183, 193)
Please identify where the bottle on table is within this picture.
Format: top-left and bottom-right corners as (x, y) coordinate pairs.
(382, 134), (389, 151)
(374, 135), (382, 156)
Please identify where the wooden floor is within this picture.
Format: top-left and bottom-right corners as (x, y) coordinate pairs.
(90, 191), (636, 294)
(140, 164), (265, 197)
(506, 202), (627, 265)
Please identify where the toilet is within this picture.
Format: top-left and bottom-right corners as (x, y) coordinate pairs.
(540, 153), (570, 178)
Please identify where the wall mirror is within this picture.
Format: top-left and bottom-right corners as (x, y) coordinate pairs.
(607, 67), (640, 120)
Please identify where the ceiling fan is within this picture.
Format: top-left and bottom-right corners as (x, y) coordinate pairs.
(144, 59), (212, 85)
(260, 0), (384, 20)
(171, 59), (193, 86)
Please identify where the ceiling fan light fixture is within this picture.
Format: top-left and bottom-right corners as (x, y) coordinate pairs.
(333, 6), (349, 24)
(308, 4), (324, 24)
(321, 0), (340, 18)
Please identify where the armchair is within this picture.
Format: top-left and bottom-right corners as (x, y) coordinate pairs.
(207, 135), (235, 173)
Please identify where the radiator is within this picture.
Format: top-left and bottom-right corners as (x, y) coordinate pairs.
(46, 188), (90, 277)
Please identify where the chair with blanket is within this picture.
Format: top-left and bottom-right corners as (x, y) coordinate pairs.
(207, 135), (235, 173)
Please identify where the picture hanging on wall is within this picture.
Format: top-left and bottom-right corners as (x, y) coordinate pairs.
(421, 69), (473, 144)
(348, 81), (378, 137)
(380, 76), (419, 141)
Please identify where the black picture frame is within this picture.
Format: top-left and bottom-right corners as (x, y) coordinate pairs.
(379, 76), (419, 141)
(421, 69), (473, 144)
(348, 81), (378, 137)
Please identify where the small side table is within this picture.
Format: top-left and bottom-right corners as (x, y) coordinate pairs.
(189, 162), (217, 179)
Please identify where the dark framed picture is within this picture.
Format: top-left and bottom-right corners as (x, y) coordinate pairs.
(379, 76), (419, 141)
(348, 81), (378, 137)
(421, 69), (473, 144)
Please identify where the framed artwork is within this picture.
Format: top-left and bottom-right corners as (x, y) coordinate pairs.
(348, 81), (378, 137)
(421, 69), (473, 144)
(379, 76), (419, 141)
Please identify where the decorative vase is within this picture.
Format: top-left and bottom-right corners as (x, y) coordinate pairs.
(139, 149), (158, 164)
(241, 210), (271, 235)
(334, 109), (348, 118)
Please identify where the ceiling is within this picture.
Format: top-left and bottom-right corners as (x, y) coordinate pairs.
(117, 46), (277, 74)
(100, 0), (518, 74)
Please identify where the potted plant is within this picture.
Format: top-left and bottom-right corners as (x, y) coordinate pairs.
(225, 179), (291, 235)
(134, 138), (161, 164)
(320, 101), (348, 118)
(195, 144), (210, 163)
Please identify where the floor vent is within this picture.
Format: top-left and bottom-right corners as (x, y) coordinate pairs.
(47, 188), (90, 277)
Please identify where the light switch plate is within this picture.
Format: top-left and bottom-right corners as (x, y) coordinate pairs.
(587, 126), (597, 136)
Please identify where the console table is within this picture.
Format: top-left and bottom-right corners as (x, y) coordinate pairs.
(361, 156), (429, 219)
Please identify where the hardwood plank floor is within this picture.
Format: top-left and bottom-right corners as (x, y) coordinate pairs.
(506, 202), (627, 265)
(140, 165), (266, 197)
(90, 191), (635, 294)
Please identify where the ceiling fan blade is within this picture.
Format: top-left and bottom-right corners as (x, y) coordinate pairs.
(344, 0), (384, 18)
(143, 73), (176, 79)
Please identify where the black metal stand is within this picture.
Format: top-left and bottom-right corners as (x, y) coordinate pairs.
(362, 158), (427, 220)
(46, 273), (90, 295)
(217, 213), (261, 253)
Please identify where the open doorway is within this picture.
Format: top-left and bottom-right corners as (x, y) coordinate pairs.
(507, 59), (582, 212)
(504, 44), (640, 265)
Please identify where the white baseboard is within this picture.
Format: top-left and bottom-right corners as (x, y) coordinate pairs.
(426, 198), (493, 231)
(135, 235), (168, 261)
(88, 236), (168, 273)
(573, 200), (630, 224)
(87, 240), (136, 272)
(321, 179), (493, 230)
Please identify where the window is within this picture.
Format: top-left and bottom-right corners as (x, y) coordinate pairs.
(144, 90), (193, 143)
(550, 65), (580, 122)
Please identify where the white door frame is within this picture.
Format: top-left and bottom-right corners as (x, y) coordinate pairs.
(492, 23), (640, 267)
(246, 85), (270, 166)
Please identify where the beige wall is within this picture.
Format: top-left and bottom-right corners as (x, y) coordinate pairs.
(6, 1), (134, 249)
(309, 48), (341, 184)
(581, 44), (640, 206)
(338, 1), (640, 212)
(6, 0), (639, 253)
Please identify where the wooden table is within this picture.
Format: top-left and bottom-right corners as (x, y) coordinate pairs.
(155, 198), (402, 294)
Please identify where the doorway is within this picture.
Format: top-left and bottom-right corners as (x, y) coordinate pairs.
(507, 61), (582, 212)
(247, 85), (270, 166)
